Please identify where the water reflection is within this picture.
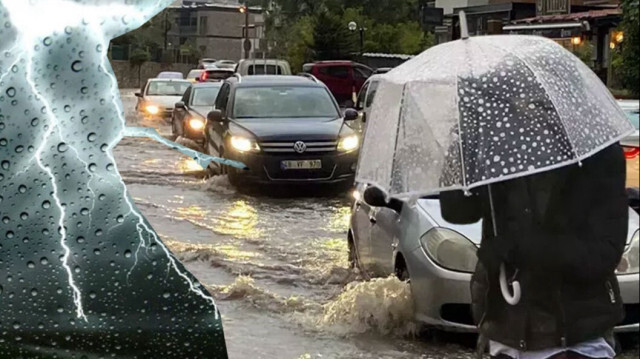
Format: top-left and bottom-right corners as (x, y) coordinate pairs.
(177, 158), (204, 173)
(214, 200), (262, 239)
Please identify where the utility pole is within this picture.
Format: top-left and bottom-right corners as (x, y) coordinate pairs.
(239, 5), (251, 60)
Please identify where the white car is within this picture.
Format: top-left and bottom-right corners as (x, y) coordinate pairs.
(135, 78), (191, 120)
(348, 184), (640, 333)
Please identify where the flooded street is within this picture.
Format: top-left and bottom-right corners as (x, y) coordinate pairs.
(114, 91), (637, 359)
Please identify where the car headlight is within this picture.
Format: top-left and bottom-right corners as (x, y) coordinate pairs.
(617, 230), (639, 275)
(145, 105), (160, 115)
(230, 136), (260, 153)
(188, 118), (205, 131)
(338, 134), (359, 152)
(420, 228), (478, 273)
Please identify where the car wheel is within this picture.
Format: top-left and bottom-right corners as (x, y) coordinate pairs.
(395, 258), (410, 282)
(204, 140), (222, 177)
(348, 234), (356, 269)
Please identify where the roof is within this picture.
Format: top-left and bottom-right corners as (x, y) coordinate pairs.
(148, 78), (190, 83)
(362, 53), (415, 60)
(233, 75), (323, 87)
(512, 8), (622, 24)
(191, 82), (223, 88)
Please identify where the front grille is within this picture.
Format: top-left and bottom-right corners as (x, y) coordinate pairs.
(260, 141), (337, 153)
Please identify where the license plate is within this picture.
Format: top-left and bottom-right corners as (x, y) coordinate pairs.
(281, 160), (322, 170)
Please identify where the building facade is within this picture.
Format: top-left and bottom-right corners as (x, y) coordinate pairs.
(168, 1), (266, 62)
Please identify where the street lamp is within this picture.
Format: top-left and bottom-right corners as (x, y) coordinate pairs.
(348, 21), (366, 56)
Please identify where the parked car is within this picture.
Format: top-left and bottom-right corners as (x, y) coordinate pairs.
(157, 71), (184, 79)
(172, 82), (222, 141)
(198, 58), (217, 69)
(186, 69), (204, 83)
(303, 61), (373, 107)
(135, 78), (191, 120)
(200, 67), (235, 82)
(203, 75), (360, 187)
(619, 100), (639, 189)
(235, 59), (292, 76)
(348, 184), (640, 333)
(213, 60), (237, 70)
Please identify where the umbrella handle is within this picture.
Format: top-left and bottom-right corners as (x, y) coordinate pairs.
(499, 263), (521, 306)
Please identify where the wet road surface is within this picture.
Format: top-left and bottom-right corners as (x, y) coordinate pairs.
(115, 90), (638, 359)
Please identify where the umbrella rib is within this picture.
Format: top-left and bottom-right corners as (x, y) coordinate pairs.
(390, 83), (409, 191)
(487, 42), (581, 163)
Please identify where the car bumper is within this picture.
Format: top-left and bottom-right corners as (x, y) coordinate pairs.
(616, 273), (639, 333)
(404, 246), (476, 332)
(405, 247), (640, 333)
(183, 126), (205, 141)
(227, 150), (358, 185)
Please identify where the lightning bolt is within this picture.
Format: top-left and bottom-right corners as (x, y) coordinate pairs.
(2, 0), (235, 323)
(23, 36), (87, 321)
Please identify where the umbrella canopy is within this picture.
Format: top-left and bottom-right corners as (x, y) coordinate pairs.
(356, 35), (635, 197)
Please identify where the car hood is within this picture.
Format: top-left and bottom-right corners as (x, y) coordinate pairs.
(416, 199), (640, 247)
(190, 105), (214, 119)
(144, 95), (183, 108)
(230, 117), (345, 141)
(416, 199), (482, 245)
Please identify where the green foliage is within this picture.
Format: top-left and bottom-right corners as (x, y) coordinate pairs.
(619, 0), (639, 96)
(312, 11), (358, 60)
(259, 0), (433, 68)
(572, 40), (594, 68)
(129, 49), (150, 67)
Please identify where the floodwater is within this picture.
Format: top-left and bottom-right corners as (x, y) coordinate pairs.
(114, 90), (638, 359)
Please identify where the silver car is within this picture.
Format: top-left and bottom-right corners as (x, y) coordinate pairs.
(348, 184), (640, 333)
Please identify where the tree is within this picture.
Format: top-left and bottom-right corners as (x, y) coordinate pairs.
(130, 49), (150, 87)
(619, 0), (639, 96)
(312, 11), (357, 60)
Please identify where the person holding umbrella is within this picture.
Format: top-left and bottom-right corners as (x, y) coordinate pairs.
(356, 12), (635, 359)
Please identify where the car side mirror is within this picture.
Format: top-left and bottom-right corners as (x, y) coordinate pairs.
(175, 102), (186, 109)
(344, 108), (359, 122)
(134, 92), (142, 98)
(364, 185), (403, 213)
(364, 186), (388, 207)
(207, 109), (223, 123)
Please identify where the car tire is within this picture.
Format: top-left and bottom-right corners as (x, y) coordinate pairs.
(348, 234), (357, 269)
(204, 140), (221, 177)
(396, 262), (410, 282)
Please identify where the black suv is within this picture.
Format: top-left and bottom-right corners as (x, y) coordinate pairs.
(204, 75), (360, 186)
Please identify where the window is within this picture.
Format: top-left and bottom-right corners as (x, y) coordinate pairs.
(365, 80), (379, 108)
(199, 16), (208, 35)
(146, 81), (190, 96)
(356, 82), (370, 109)
(248, 65), (284, 75)
(191, 87), (222, 106)
(215, 84), (231, 113)
(354, 66), (372, 80)
(232, 87), (339, 119)
(319, 66), (349, 79)
(181, 87), (192, 103)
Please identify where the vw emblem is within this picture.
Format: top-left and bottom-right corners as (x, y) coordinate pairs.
(293, 141), (307, 154)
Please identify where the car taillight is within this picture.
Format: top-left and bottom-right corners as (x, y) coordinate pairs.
(623, 146), (640, 159)
(200, 71), (208, 82)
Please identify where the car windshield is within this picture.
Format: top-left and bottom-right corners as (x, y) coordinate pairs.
(146, 81), (190, 96)
(191, 87), (221, 106)
(624, 109), (639, 130)
(248, 65), (285, 75)
(157, 72), (183, 79)
(233, 86), (339, 119)
(187, 70), (202, 79)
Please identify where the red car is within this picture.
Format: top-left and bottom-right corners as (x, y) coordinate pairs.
(303, 61), (373, 107)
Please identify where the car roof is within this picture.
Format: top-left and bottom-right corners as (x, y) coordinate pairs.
(148, 78), (190, 83)
(232, 75), (323, 87)
(191, 82), (223, 88)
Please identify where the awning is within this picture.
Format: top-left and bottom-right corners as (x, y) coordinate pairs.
(503, 22), (584, 31)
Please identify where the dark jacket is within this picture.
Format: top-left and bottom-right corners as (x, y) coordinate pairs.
(440, 144), (628, 351)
